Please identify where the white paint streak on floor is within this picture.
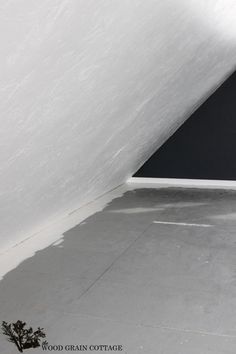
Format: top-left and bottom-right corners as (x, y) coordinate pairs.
(108, 207), (164, 214)
(153, 221), (213, 227)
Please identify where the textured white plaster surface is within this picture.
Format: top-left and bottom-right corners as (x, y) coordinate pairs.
(0, 0), (236, 251)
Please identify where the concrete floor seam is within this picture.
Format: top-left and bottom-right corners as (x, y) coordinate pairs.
(71, 221), (155, 305)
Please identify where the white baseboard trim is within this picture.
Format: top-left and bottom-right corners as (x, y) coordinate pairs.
(127, 177), (236, 190)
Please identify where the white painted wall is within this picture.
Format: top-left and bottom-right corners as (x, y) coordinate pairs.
(0, 0), (236, 252)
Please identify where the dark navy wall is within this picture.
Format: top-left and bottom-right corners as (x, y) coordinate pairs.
(134, 71), (236, 180)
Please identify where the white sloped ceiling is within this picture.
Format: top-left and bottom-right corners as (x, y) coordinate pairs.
(0, 0), (236, 251)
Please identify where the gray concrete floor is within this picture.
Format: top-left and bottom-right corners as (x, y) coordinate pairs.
(1, 188), (236, 353)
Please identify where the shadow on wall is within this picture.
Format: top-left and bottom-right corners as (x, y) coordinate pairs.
(134, 70), (236, 180)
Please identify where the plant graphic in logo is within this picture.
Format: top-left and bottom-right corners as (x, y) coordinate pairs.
(1, 320), (46, 352)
